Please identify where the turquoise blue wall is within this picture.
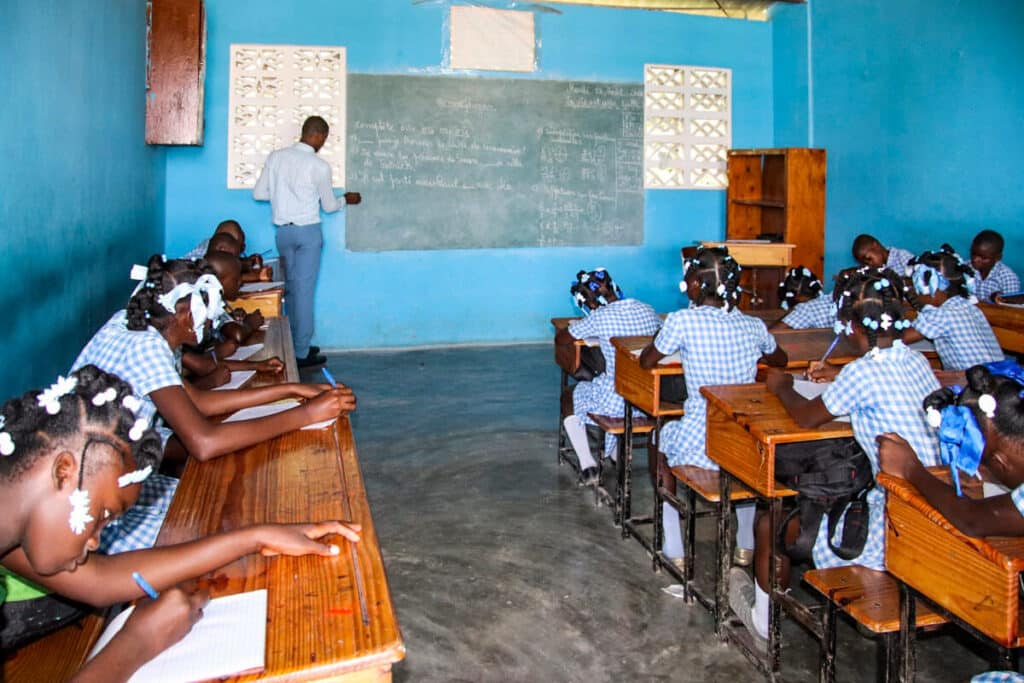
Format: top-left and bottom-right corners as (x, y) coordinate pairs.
(164, 0), (774, 348)
(773, 0), (1024, 282)
(0, 0), (165, 394)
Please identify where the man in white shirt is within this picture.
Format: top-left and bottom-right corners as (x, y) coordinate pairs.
(253, 116), (360, 367)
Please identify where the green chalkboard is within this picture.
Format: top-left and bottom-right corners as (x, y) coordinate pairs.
(346, 74), (644, 251)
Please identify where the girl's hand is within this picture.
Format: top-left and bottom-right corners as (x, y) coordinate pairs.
(877, 433), (923, 481)
(763, 368), (793, 394)
(248, 254), (264, 270)
(304, 387), (357, 421)
(244, 310), (265, 329)
(256, 357), (284, 374)
(256, 521), (362, 557)
(807, 361), (840, 383)
(210, 364), (232, 387)
(121, 588), (210, 663)
(292, 382), (338, 399)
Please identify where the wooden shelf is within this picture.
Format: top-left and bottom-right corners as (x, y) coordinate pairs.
(731, 198), (786, 209)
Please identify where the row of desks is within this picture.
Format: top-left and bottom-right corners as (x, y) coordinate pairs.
(4, 317), (404, 682)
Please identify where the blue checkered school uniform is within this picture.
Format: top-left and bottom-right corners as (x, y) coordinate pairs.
(98, 474), (178, 554)
(781, 294), (835, 329)
(569, 299), (662, 455)
(71, 310), (183, 429)
(815, 341), (941, 571)
(183, 238), (209, 260)
(972, 672), (1024, 683)
(975, 261), (1021, 303)
(654, 306), (777, 469)
(886, 246), (915, 275)
(912, 297), (1004, 370)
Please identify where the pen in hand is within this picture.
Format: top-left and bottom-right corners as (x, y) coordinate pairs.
(806, 335), (841, 381)
(132, 571), (160, 600)
(321, 367), (337, 388)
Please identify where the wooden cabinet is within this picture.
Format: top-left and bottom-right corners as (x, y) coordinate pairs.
(145, 0), (206, 145)
(725, 148), (826, 309)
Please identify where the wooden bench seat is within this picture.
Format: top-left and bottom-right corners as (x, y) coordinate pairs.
(3, 612), (107, 682)
(670, 465), (756, 503)
(804, 566), (948, 634)
(586, 413), (656, 434)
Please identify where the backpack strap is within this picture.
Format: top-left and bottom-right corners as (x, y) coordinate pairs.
(825, 487), (871, 560)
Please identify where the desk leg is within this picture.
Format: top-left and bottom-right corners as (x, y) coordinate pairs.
(716, 472), (733, 639)
(557, 370), (568, 465)
(898, 581), (917, 683)
(767, 496), (783, 676)
(820, 598), (837, 683)
(619, 403), (634, 538)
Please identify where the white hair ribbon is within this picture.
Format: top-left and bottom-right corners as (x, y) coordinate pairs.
(157, 274), (225, 343)
(68, 488), (94, 535)
(118, 465), (152, 488)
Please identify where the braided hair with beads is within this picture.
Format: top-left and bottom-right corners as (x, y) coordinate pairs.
(125, 255), (218, 332)
(832, 266), (912, 354)
(904, 244), (978, 308)
(681, 246), (742, 311)
(570, 268), (623, 312)
(778, 266), (824, 310)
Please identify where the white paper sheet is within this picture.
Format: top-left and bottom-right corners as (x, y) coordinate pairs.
(239, 281), (284, 293)
(222, 400), (336, 430)
(89, 590), (267, 683)
(630, 348), (681, 365)
(226, 343), (263, 361)
(793, 379), (850, 423)
(212, 370), (256, 391)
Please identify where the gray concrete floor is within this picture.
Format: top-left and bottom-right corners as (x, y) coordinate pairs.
(307, 344), (994, 682)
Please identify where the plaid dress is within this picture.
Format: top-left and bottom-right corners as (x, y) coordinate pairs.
(98, 474), (178, 554)
(975, 260), (1021, 303)
(886, 246), (915, 275)
(654, 306), (777, 469)
(816, 342), (940, 570)
(912, 296), (1004, 370)
(71, 310), (183, 429)
(781, 294), (834, 329)
(569, 298), (662, 455)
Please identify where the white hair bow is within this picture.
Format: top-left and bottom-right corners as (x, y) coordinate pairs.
(157, 274), (225, 343)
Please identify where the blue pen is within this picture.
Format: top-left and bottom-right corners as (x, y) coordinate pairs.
(132, 571), (160, 600)
(820, 334), (841, 364)
(322, 367), (337, 387)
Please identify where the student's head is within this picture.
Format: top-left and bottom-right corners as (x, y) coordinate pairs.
(905, 244), (976, 306)
(0, 365), (161, 575)
(206, 232), (242, 258)
(205, 251), (243, 300)
(777, 266), (823, 310)
(214, 219), (245, 251)
(680, 246), (742, 311)
(126, 255), (224, 346)
(832, 266), (911, 352)
(970, 230), (1005, 279)
(852, 234), (888, 269)
(570, 268), (622, 312)
(923, 361), (1024, 490)
(300, 116), (330, 152)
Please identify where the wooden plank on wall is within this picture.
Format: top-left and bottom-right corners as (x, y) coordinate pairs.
(146, 0), (205, 145)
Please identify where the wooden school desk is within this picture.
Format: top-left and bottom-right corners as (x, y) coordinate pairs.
(979, 302), (1024, 356)
(249, 316), (300, 384)
(878, 471), (1024, 681)
(156, 417), (405, 682)
(702, 382), (851, 680)
(230, 284), (285, 318)
(611, 335), (684, 547)
(770, 329), (940, 371)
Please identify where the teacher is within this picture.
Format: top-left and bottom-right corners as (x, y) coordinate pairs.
(253, 115), (361, 368)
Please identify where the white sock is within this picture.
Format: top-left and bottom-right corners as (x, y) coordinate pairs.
(753, 582), (770, 639)
(563, 415), (597, 471)
(662, 501), (684, 558)
(735, 502), (755, 550)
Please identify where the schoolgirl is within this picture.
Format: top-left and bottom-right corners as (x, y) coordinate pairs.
(772, 266), (834, 330)
(639, 247), (787, 564)
(0, 365), (359, 677)
(557, 268), (661, 485)
(902, 244), (1004, 370)
(732, 267), (941, 643)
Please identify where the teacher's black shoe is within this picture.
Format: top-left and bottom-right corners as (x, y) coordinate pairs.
(309, 345), (321, 356)
(297, 351), (327, 368)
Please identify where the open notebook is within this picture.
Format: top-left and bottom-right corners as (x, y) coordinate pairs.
(222, 399), (336, 430)
(239, 281), (284, 293)
(89, 589), (267, 683)
(225, 343), (264, 362)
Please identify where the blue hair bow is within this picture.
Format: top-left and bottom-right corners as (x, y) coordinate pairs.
(984, 359), (1024, 397)
(911, 264), (950, 296)
(937, 403), (985, 496)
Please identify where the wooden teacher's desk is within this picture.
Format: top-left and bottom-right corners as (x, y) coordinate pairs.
(879, 471), (1024, 679)
(157, 418), (405, 682)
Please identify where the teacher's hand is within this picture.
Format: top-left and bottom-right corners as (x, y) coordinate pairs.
(344, 192), (362, 205)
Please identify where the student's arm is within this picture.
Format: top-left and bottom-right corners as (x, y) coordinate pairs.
(764, 368), (836, 428)
(638, 342), (665, 369)
(181, 350), (218, 377)
(150, 384), (355, 461)
(71, 589), (209, 683)
(877, 433), (1024, 537)
(900, 327), (926, 344)
(1, 522), (360, 606)
(222, 357), (285, 375)
(761, 344), (788, 367)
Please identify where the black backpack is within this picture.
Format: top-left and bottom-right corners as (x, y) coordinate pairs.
(773, 437), (875, 563)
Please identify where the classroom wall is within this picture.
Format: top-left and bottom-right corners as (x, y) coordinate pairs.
(164, 0), (774, 348)
(773, 0), (1024, 282)
(0, 0), (165, 393)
